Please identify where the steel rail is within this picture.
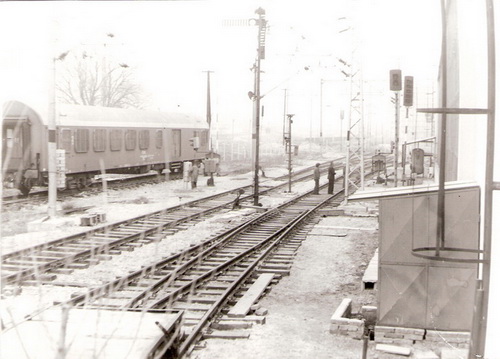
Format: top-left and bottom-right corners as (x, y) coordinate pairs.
(0, 174), (304, 283)
(1, 158), (341, 261)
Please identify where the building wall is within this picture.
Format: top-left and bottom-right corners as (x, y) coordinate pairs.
(444, 1), (499, 357)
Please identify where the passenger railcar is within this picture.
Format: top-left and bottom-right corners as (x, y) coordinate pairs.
(2, 101), (210, 194)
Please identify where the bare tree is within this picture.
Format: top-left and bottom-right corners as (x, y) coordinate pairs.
(56, 51), (144, 108)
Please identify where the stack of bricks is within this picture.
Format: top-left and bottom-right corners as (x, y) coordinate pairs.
(425, 330), (470, 349)
(375, 326), (425, 345)
(376, 326), (470, 348)
(329, 298), (365, 340)
(80, 212), (107, 226)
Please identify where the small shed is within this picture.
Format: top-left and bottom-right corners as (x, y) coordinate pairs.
(350, 181), (480, 331)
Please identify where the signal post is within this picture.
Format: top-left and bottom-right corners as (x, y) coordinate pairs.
(389, 69), (402, 187)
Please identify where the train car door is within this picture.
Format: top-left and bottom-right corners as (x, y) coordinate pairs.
(172, 129), (181, 159)
(2, 119), (31, 172)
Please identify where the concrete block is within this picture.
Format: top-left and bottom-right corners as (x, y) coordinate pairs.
(412, 349), (439, 359)
(333, 317), (357, 325)
(81, 214), (98, 226)
(361, 305), (377, 313)
(254, 308), (268, 316)
(211, 321), (253, 330)
(383, 333), (405, 339)
(404, 334), (425, 341)
(394, 327), (425, 336)
(329, 324), (340, 333)
(331, 298), (352, 321)
(93, 212), (106, 223)
(375, 325), (396, 333)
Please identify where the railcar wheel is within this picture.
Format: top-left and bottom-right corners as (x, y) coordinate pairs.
(76, 177), (88, 191)
(19, 179), (32, 196)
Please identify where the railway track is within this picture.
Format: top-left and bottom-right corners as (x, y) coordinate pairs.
(62, 178), (357, 358)
(1, 160), (343, 287)
(1, 171), (162, 207)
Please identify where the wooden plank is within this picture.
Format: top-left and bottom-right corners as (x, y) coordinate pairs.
(228, 273), (274, 318)
(203, 330), (250, 339)
(362, 249), (378, 289)
(375, 344), (412, 356)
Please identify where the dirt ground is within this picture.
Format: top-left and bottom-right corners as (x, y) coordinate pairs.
(194, 209), (381, 359)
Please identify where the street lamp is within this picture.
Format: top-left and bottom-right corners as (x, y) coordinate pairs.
(250, 7), (266, 206)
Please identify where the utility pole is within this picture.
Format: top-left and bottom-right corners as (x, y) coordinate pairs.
(204, 70), (215, 186)
(251, 7), (266, 206)
(284, 114), (294, 193)
(320, 79), (324, 150)
(48, 55), (57, 218)
(204, 70), (213, 147)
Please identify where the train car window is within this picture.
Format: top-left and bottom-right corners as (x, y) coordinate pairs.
(93, 129), (107, 152)
(75, 129), (89, 153)
(110, 130), (123, 151)
(125, 130), (137, 151)
(172, 129), (181, 158)
(139, 130), (150, 150)
(5, 127), (22, 158)
(60, 129), (72, 154)
(155, 130), (163, 149)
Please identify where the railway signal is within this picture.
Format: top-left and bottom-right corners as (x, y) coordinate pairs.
(403, 76), (414, 107)
(389, 69), (402, 91)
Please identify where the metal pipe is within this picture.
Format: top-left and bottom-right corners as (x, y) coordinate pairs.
(470, 280), (485, 358)
(476, 0), (496, 356)
(436, 0), (448, 257)
(394, 92), (400, 187)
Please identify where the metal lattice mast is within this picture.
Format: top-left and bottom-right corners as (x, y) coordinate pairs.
(344, 63), (365, 199)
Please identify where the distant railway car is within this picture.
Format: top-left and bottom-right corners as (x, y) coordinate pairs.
(2, 101), (210, 194)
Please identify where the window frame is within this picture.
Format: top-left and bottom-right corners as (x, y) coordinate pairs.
(139, 130), (150, 150)
(125, 129), (137, 151)
(93, 129), (107, 152)
(74, 129), (89, 153)
(155, 130), (163, 149)
(109, 129), (123, 151)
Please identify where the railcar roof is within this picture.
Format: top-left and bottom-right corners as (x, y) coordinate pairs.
(57, 104), (209, 129)
(349, 181), (479, 201)
(3, 101), (208, 130)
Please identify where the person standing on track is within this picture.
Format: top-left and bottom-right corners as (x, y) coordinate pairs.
(327, 161), (336, 194)
(191, 162), (199, 189)
(313, 163), (320, 194)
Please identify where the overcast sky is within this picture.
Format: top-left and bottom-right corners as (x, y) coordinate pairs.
(0, 0), (443, 140)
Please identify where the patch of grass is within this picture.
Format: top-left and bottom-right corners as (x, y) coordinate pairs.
(131, 196), (149, 204)
(61, 201), (76, 211)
